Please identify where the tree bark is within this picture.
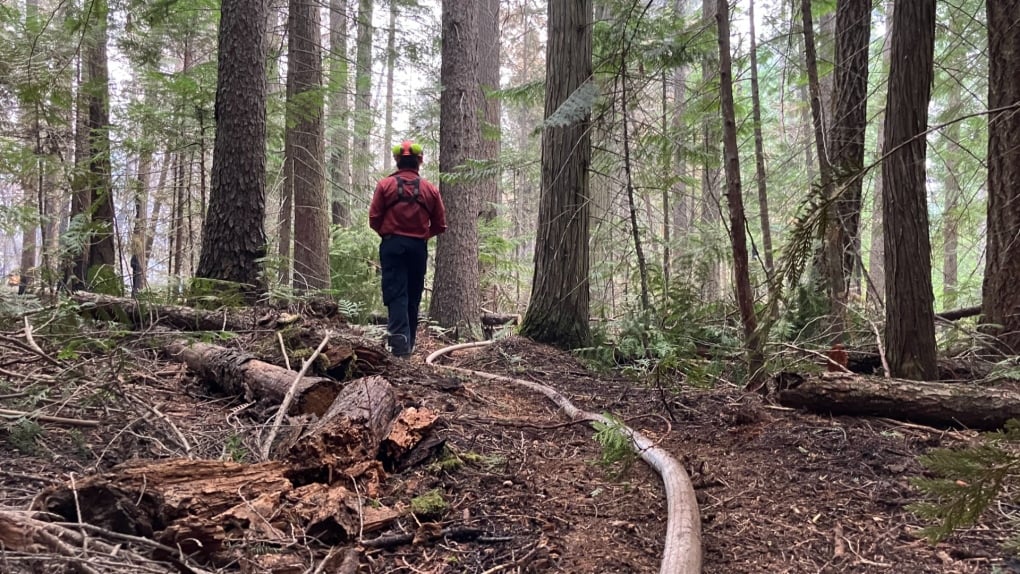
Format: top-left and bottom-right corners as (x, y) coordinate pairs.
(478, 0), (501, 220)
(828, 0), (871, 295)
(981, 0), (1020, 354)
(382, 1), (397, 172)
(287, 0), (330, 291)
(352, 0), (374, 193)
(519, 0), (592, 349)
(717, 0), (764, 389)
(167, 340), (343, 416)
(867, 0), (893, 304)
(430, 0), (483, 339)
(84, 0), (117, 285)
(747, 0), (774, 280)
(882, 0), (937, 380)
(329, 0), (351, 226)
(196, 0), (269, 290)
(778, 372), (1020, 430)
(699, 0), (722, 300)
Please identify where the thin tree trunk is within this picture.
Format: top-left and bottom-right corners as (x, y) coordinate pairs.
(868, 0), (893, 304)
(717, 0), (763, 389)
(621, 64), (650, 312)
(131, 145), (152, 296)
(942, 85), (962, 309)
(146, 150), (171, 271)
(700, 0), (721, 300)
(478, 0), (501, 220)
(329, 0), (351, 226)
(748, 0), (774, 281)
(352, 0), (374, 194)
(382, 1), (397, 172)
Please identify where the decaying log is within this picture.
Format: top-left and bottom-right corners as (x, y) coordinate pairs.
(71, 292), (274, 331)
(33, 459), (400, 566)
(379, 407), (443, 472)
(285, 375), (400, 470)
(166, 340), (340, 416)
(777, 371), (1020, 430)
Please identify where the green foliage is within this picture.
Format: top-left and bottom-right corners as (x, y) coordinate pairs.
(911, 420), (1020, 548)
(186, 277), (248, 309)
(5, 418), (44, 455)
(86, 264), (123, 296)
(223, 433), (249, 462)
(329, 223), (383, 321)
(592, 413), (636, 474)
(536, 80), (599, 132)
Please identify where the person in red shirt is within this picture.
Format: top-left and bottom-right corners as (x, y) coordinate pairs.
(369, 140), (447, 358)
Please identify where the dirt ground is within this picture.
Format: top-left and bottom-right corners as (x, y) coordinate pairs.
(0, 319), (1015, 573)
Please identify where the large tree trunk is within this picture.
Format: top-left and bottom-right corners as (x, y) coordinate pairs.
(196, 0), (269, 290)
(828, 0), (871, 295)
(430, 0), (483, 339)
(287, 0), (330, 291)
(882, 0), (937, 380)
(717, 0), (764, 389)
(328, 0), (351, 226)
(981, 0), (1020, 354)
(85, 0), (117, 286)
(519, 0), (592, 349)
(778, 372), (1020, 430)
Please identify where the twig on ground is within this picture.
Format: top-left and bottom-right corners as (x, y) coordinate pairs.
(0, 333), (61, 366)
(0, 408), (100, 427)
(864, 316), (891, 378)
(261, 333), (332, 461)
(127, 393), (193, 458)
(278, 332), (292, 371)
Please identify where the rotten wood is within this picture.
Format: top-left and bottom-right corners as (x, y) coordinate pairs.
(284, 375), (401, 470)
(33, 458), (400, 567)
(166, 340), (340, 416)
(777, 371), (1020, 430)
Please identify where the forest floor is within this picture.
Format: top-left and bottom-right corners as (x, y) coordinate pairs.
(0, 308), (1016, 573)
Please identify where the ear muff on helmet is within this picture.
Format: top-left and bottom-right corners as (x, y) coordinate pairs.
(392, 140), (423, 156)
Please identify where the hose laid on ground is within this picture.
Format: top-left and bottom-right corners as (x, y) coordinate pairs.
(425, 340), (703, 574)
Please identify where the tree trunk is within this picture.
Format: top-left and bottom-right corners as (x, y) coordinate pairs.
(882, 0), (937, 380)
(382, 1), (397, 172)
(519, 0), (592, 349)
(131, 145), (152, 296)
(196, 0), (269, 290)
(620, 63), (651, 313)
(478, 0), (501, 221)
(828, 0), (871, 295)
(329, 0), (351, 226)
(69, 29), (92, 289)
(941, 82), (963, 309)
(288, 0), (330, 291)
(981, 0), (1020, 354)
(747, 0), (773, 281)
(717, 0), (764, 389)
(85, 0), (116, 286)
(430, 0), (483, 339)
(699, 0), (721, 300)
(352, 0), (374, 194)
(778, 372), (1020, 430)
(867, 0), (893, 304)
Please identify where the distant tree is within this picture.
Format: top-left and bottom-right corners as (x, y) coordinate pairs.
(69, 0), (117, 291)
(519, 0), (592, 349)
(382, 0), (398, 173)
(717, 0), (763, 388)
(195, 0), (269, 289)
(429, 0), (482, 338)
(352, 0), (374, 193)
(287, 0), (329, 290)
(328, 0), (351, 226)
(882, 0), (937, 380)
(478, 0), (500, 219)
(981, 0), (1020, 353)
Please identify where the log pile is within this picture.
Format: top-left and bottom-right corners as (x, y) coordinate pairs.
(30, 375), (439, 571)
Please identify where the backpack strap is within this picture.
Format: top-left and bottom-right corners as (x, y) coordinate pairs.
(384, 175), (431, 217)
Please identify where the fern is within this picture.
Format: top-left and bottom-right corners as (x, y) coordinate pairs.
(910, 419), (1020, 546)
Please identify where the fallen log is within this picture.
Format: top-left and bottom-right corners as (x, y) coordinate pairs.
(33, 459), (399, 566)
(166, 340), (341, 416)
(284, 375), (401, 470)
(71, 292), (276, 331)
(935, 305), (982, 322)
(776, 371), (1020, 430)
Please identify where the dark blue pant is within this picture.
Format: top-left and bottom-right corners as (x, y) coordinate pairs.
(379, 235), (427, 356)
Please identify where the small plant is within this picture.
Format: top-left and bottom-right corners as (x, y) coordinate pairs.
(7, 418), (44, 454)
(68, 428), (90, 460)
(223, 433), (249, 462)
(411, 489), (448, 520)
(592, 413), (636, 474)
(910, 419), (1020, 549)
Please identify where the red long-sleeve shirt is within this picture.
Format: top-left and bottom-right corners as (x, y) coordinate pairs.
(368, 169), (447, 239)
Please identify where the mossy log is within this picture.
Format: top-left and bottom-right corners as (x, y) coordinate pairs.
(777, 371), (1020, 429)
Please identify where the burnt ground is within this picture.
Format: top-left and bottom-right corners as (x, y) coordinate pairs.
(0, 317), (1016, 573)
